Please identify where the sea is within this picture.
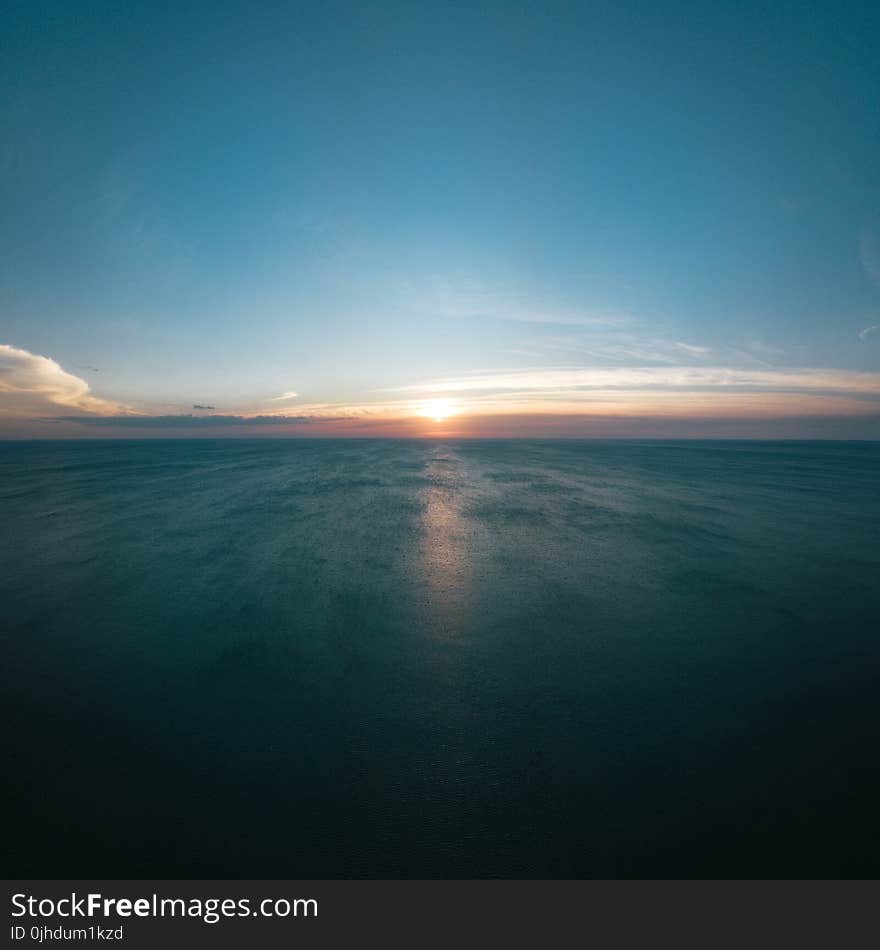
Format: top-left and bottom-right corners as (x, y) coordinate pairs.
(2, 439), (878, 877)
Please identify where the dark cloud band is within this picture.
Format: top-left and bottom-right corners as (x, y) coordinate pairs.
(50, 414), (350, 427)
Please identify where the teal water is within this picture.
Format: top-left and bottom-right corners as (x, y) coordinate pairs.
(2, 439), (878, 877)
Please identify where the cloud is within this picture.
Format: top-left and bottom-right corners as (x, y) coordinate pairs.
(858, 325), (878, 342)
(386, 366), (880, 397)
(671, 342), (712, 357)
(492, 310), (627, 327)
(0, 344), (126, 416)
(269, 391), (299, 401)
(192, 404), (216, 410)
(394, 276), (629, 327)
(52, 414), (349, 428)
(518, 336), (715, 365)
(362, 366), (880, 421)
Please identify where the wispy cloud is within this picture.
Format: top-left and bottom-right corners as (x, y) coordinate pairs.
(258, 364), (880, 425)
(269, 391), (300, 401)
(0, 344), (128, 416)
(671, 342), (711, 357)
(386, 366), (880, 397)
(858, 325), (878, 342)
(394, 276), (628, 328)
(511, 335), (715, 365)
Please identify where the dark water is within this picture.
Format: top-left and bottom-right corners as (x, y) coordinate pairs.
(2, 439), (878, 877)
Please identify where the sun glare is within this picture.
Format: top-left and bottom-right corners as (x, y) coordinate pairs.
(419, 398), (457, 422)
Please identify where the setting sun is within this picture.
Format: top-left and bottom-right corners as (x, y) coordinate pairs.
(418, 398), (457, 422)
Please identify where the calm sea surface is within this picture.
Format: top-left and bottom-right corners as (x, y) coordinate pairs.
(2, 439), (878, 877)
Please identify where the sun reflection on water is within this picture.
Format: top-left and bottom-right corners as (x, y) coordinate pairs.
(418, 447), (476, 634)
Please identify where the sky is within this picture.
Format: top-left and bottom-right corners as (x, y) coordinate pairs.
(2, 0), (880, 438)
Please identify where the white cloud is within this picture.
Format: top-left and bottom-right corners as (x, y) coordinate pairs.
(672, 341), (712, 357)
(858, 325), (878, 342)
(0, 344), (127, 416)
(394, 276), (629, 328)
(520, 336), (715, 364)
(386, 366), (880, 397)
(269, 391), (300, 401)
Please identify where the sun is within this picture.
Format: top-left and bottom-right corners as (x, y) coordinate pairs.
(418, 398), (457, 422)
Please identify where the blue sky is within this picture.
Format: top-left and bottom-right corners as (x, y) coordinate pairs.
(2, 0), (880, 436)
